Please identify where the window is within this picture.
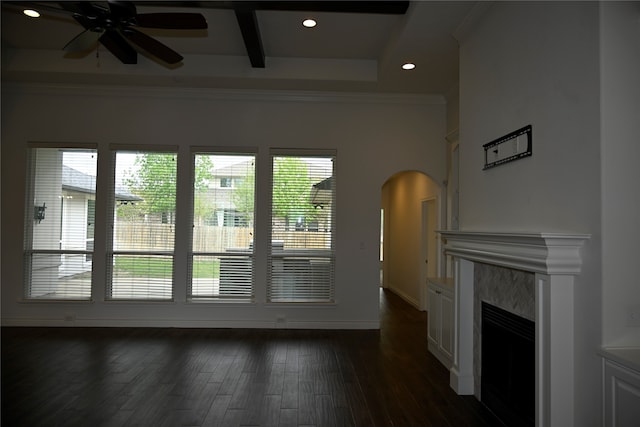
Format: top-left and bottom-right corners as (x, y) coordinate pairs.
(23, 147), (97, 300)
(267, 151), (335, 303)
(189, 153), (256, 301)
(107, 150), (177, 300)
(22, 147), (335, 304)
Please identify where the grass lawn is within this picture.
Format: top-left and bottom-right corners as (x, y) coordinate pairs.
(114, 256), (220, 278)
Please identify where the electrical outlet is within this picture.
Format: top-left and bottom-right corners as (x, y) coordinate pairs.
(64, 312), (76, 322)
(626, 307), (640, 327)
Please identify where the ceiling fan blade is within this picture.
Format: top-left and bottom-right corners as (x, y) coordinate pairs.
(135, 13), (208, 29)
(99, 30), (137, 64)
(71, 13), (96, 32)
(64, 28), (104, 52)
(122, 28), (183, 64)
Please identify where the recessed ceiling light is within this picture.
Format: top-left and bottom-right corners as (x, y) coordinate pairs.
(402, 63), (416, 70)
(302, 18), (317, 28)
(23, 9), (41, 18)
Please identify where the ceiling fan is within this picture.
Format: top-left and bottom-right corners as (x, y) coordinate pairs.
(22, 1), (208, 65)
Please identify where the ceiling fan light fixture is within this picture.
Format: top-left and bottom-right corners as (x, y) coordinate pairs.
(23, 9), (41, 18)
(402, 62), (416, 70)
(302, 18), (317, 28)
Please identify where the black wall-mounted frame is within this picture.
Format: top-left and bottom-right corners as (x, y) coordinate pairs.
(483, 125), (532, 170)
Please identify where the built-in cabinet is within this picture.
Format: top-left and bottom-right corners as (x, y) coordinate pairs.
(601, 349), (640, 427)
(427, 277), (454, 369)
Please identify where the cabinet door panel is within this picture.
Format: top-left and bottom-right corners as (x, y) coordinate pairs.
(439, 291), (454, 359)
(427, 286), (439, 346)
(604, 359), (640, 427)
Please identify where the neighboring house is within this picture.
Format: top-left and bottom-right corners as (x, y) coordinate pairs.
(58, 165), (140, 277)
(204, 158), (333, 231)
(310, 176), (332, 208)
(202, 160), (254, 227)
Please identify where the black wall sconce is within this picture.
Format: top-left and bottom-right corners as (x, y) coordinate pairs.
(34, 202), (46, 223)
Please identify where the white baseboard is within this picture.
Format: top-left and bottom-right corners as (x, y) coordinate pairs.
(1, 317), (380, 329)
(428, 341), (453, 369)
(386, 285), (420, 309)
(450, 366), (475, 395)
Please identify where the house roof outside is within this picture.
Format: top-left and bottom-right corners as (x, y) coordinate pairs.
(212, 159), (254, 179)
(311, 176), (333, 208)
(62, 165), (141, 201)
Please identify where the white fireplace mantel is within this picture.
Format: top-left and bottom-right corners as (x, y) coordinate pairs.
(439, 230), (590, 427)
(439, 231), (590, 275)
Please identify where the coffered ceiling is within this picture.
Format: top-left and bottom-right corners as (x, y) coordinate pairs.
(1, 1), (478, 94)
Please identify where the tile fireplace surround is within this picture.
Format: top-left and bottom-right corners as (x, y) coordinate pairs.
(439, 231), (590, 427)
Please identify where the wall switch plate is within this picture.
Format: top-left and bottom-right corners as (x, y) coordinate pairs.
(626, 307), (640, 327)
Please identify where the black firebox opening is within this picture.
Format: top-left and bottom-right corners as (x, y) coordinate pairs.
(481, 302), (535, 427)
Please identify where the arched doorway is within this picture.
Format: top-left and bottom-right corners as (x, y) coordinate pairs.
(380, 170), (442, 309)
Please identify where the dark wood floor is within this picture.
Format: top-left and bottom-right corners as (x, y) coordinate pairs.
(1, 289), (501, 427)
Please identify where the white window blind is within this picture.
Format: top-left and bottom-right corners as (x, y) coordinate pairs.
(107, 150), (176, 300)
(267, 152), (335, 303)
(23, 147), (97, 300)
(189, 153), (255, 301)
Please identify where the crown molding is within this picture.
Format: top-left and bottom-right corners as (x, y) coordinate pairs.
(1, 81), (446, 106)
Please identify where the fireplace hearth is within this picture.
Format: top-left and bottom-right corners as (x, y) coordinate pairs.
(481, 302), (535, 426)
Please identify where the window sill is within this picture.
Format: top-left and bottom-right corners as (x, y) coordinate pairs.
(265, 302), (338, 308)
(19, 298), (94, 304)
(104, 299), (176, 304)
(187, 299), (256, 305)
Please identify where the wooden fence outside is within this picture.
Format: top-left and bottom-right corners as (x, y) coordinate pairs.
(115, 222), (330, 252)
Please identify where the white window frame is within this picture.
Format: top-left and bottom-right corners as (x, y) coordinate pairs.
(267, 149), (336, 304)
(23, 144), (98, 301)
(188, 148), (257, 302)
(106, 146), (178, 301)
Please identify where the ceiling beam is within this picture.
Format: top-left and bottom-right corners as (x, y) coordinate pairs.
(234, 6), (265, 68)
(230, 1), (410, 14)
(137, 2), (410, 14)
(135, 1), (410, 69)
(2, 0), (409, 69)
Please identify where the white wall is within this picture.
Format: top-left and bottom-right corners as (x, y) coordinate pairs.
(458, 2), (602, 425)
(1, 84), (446, 329)
(445, 84), (459, 136)
(600, 2), (640, 347)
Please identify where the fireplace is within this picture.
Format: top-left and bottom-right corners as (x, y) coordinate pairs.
(439, 231), (590, 427)
(481, 302), (535, 426)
